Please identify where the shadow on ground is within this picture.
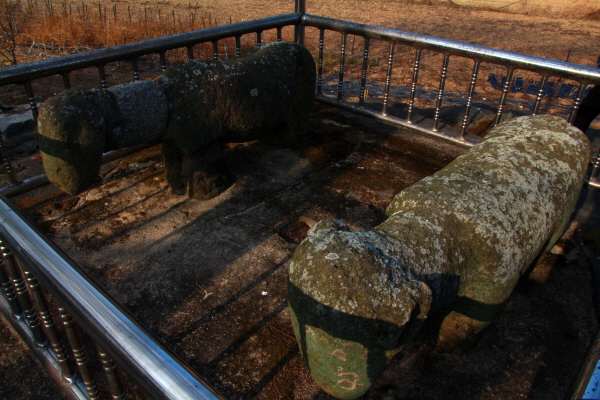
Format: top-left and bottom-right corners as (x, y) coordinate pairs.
(1, 103), (599, 400)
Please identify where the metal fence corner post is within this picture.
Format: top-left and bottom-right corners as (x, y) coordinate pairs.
(295, 0), (306, 46)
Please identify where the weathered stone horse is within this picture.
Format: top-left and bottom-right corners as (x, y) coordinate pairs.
(288, 115), (590, 399)
(37, 42), (316, 198)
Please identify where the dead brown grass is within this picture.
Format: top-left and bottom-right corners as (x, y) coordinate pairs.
(0, 0), (235, 65)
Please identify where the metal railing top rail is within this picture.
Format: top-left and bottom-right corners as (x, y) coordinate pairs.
(0, 193), (225, 400)
(302, 14), (600, 84)
(0, 13), (300, 87)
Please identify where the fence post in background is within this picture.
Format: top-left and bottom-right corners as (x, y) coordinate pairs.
(295, 0), (306, 46)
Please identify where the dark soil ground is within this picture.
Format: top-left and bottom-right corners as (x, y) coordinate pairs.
(2, 1), (600, 399)
(1, 102), (600, 400)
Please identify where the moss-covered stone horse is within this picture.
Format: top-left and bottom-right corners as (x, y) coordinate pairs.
(288, 115), (590, 399)
(37, 42), (316, 199)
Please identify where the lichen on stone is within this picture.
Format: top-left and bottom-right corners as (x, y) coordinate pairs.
(288, 115), (590, 399)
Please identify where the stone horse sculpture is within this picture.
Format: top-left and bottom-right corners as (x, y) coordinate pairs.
(37, 42), (316, 199)
(288, 115), (590, 399)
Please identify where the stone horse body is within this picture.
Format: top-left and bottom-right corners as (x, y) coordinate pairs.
(37, 42), (316, 198)
(288, 115), (590, 399)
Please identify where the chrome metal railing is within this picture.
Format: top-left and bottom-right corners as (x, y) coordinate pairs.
(298, 13), (600, 188)
(0, 193), (226, 399)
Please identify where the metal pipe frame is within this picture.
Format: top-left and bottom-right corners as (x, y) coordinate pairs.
(1, 4), (600, 399)
(0, 194), (225, 400)
(0, 14), (299, 86)
(302, 14), (600, 83)
(301, 13), (600, 187)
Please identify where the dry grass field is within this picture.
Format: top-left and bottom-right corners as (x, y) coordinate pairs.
(2, 0), (600, 108)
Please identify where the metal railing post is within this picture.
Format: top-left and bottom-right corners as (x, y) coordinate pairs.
(295, 0), (306, 45)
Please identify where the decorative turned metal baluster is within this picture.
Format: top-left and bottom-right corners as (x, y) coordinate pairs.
(277, 27), (282, 42)
(433, 54), (450, 132)
(337, 33), (348, 101)
(382, 43), (395, 116)
(187, 45), (195, 61)
(317, 28), (325, 95)
(98, 346), (126, 399)
(159, 52), (168, 72)
(58, 305), (100, 399)
(235, 36), (241, 56)
(358, 37), (370, 107)
(494, 67), (514, 127)
(0, 128), (17, 185)
(0, 258), (22, 318)
(589, 150), (600, 186)
(212, 40), (219, 60)
(460, 60), (481, 139)
(407, 48), (422, 123)
(97, 65), (108, 89)
(20, 259), (75, 382)
(131, 58), (140, 81)
(532, 75), (548, 115)
(295, 0), (306, 45)
(569, 83), (588, 125)
(61, 72), (72, 89)
(23, 81), (38, 121)
(256, 30), (263, 48)
(0, 239), (46, 347)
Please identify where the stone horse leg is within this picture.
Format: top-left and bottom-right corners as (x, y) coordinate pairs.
(162, 142), (232, 200)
